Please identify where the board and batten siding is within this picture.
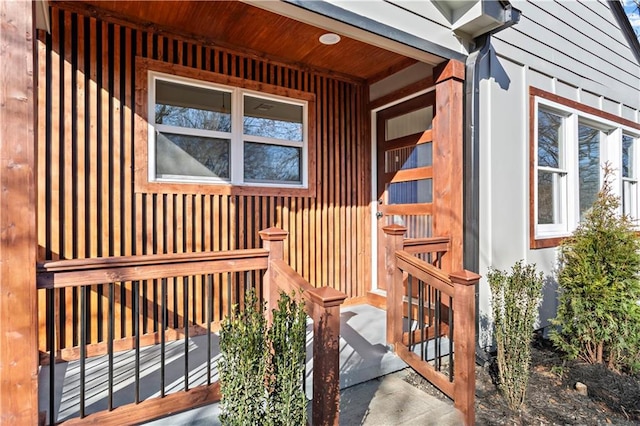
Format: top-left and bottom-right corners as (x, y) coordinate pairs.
(37, 6), (371, 355)
(476, 0), (640, 347)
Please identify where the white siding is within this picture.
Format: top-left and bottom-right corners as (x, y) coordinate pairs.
(477, 0), (640, 348)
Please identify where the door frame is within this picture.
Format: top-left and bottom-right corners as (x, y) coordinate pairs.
(369, 87), (436, 294)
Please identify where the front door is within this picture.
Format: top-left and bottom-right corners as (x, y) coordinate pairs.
(376, 92), (435, 291)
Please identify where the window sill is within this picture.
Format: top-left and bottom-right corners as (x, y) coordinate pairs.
(530, 235), (566, 249)
(135, 179), (316, 197)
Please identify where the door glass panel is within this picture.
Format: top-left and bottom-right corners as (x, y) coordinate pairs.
(388, 179), (432, 204)
(386, 106), (433, 140)
(386, 214), (432, 238)
(385, 143), (432, 173)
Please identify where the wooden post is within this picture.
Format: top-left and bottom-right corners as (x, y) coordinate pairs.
(259, 227), (288, 323)
(310, 289), (345, 426)
(449, 270), (481, 426)
(0, 1), (39, 424)
(433, 60), (465, 273)
(382, 224), (406, 349)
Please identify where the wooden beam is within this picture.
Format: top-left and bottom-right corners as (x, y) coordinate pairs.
(0, 1), (39, 424)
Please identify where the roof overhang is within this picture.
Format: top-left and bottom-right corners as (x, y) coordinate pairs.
(244, 0), (459, 65)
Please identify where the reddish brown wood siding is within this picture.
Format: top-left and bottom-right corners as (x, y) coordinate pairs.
(38, 6), (371, 354)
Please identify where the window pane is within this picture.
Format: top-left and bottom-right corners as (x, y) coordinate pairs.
(388, 179), (432, 204)
(155, 80), (231, 132)
(538, 110), (563, 168)
(244, 142), (301, 183)
(385, 143), (432, 173)
(156, 132), (229, 179)
(243, 96), (303, 141)
(623, 134), (634, 178)
(578, 124), (601, 218)
(538, 170), (561, 224)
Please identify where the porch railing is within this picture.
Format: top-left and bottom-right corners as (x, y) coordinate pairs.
(384, 225), (480, 426)
(36, 227), (346, 426)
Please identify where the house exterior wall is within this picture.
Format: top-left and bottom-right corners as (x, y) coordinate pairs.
(477, 0), (640, 347)
(38, 5), (372, 353)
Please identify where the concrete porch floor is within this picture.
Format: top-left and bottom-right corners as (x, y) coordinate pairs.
(39, 304), (462, 425)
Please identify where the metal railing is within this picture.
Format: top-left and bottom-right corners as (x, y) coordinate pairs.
(37, 228), (346, 425)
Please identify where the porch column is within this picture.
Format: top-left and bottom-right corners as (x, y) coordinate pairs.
(432, 60), (465, 272)
(0, 1), (39, 424)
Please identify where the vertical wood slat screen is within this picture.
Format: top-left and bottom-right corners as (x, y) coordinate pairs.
(37, 7), (371, 355)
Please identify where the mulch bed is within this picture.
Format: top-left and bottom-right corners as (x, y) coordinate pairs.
(404, 338), (640, 425)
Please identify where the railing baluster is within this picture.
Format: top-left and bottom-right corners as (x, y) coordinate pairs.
(207, 274), (213, 385)
(108, 282), (114, 411)
(134, 280), (140, 404)
(80, 285), (86, 418)
(435, 289), (441, 372)
(161, 278), (167, 398)
(408, 275), (413, 349)
(419, 279), (425, 361)
(48, 288), (55, 426)
(184, 276), (189, 392)
(448, 294), (454, 381)
(227, 273), (232, 317)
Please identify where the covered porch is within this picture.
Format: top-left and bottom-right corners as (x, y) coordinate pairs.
(0, 1), (509, 425)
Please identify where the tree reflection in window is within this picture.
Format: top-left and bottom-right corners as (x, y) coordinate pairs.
(537, 110), (564, 225)
(243, 142), (301, 183)
(578, 124), (601, 219)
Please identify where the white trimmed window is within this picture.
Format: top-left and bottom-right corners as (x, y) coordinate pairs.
(148, 71), (308, 188)
(532, 93), (640, 246)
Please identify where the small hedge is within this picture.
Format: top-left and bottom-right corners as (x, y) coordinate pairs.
(488, 261), (543, 411)
(219, 290), (307, 426)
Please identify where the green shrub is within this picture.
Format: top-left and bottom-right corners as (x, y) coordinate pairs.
(268, 292), (307, 425)
(219, 290), (307, 426)
(550, 165), (640, 372)
(218, 291), (268, 426)
(488, 261), (543, 411)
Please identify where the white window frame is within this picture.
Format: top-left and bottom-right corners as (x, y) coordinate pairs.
(148, 71), (309, 189)
(533, 96), (639, 242)
(622, 133), (640, 222)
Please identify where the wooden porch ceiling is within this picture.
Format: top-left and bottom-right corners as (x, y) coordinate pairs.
(54, 0), (418, 82)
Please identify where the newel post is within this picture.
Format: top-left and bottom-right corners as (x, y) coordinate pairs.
(310, 289), (347, 426)
(383, 224), (406, 349)
(449, 270), (481, 426)
(259, 227), (288, 323)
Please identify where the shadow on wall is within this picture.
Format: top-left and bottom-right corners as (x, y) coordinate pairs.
(538, 274), (559, 336)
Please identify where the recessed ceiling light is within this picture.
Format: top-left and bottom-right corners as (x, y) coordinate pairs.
(319, 33), (341, 45)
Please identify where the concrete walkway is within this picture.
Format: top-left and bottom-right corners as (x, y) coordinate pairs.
(145, 369), (462, 426)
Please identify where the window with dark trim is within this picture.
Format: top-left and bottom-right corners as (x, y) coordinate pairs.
(530, 88), (640, 249)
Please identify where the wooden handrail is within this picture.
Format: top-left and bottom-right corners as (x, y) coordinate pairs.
(396, 250), (453, 296)
(36, 249), (269, 289)
(270, 259), (346, 309)
(260, 227), (346, 426)
(37, 228), (346, 425)
(384, 225), (480, 426)
(402, 236), (450, 254)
